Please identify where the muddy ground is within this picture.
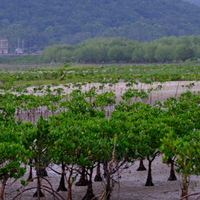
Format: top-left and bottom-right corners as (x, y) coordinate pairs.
(3, 156), (200, 200)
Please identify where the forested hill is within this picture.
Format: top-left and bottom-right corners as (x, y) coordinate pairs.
(1, 0), (200, 52)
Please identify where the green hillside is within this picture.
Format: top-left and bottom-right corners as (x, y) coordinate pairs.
(0, 0), (200, 52)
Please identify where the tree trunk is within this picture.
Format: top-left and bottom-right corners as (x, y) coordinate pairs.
(0, 177), (7, 200)
(103, 162), (112, 200)
(145, 159), (154, 186)
(76, 166), (88, 186)
(94, 162), (102, 182)
(36, 168), (48, 177)
(103, 162), (108, 178)
(167, 158), (177, 181)
(33, 177), (44, 198)
(67, 168), (73, 200)
(67, 183), (72, 200)
(57, 162), (67, 192)
(27, 159), (33, 182)
(34, 146), (44, 198)
(181, 185), (188, 200)
(137, 159), (147, 171)
(181, 172), (188, 200)
(82, 168), (96, 200)
(106, 170), (111, 200)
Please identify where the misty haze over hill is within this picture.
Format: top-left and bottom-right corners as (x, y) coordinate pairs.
(184, 0), (200, 7)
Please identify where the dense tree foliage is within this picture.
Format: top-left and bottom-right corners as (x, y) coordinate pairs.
(1, 62), (200, 200)
(39, 36), (200, 63)
(1, 0), (200, 52)
(1, 88), (200, 200)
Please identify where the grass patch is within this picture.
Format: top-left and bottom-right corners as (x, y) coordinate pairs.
(35, 64), (95, 72)
(13, 77), (95, 87)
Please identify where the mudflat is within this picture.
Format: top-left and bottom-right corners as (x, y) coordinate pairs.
(3, 156), (200, 200)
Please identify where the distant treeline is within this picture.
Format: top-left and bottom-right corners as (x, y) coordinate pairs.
(1, 35), (200, 64)
(41, 36), (200, 63)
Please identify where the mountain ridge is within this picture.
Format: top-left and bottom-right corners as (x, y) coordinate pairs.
(0, 0), (200, 51)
